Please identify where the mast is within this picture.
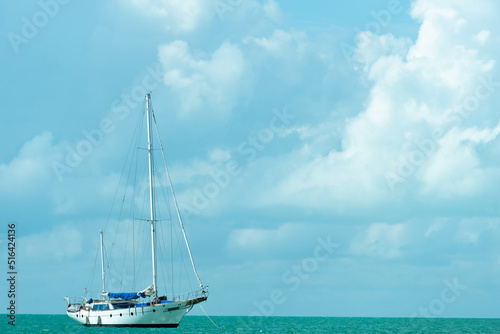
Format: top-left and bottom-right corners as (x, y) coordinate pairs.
(99, 229), (106, 295)
(146, 93), (158, 299)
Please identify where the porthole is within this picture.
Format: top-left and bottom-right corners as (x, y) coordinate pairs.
(153, 309), (156, 313)
(131, 312), (134, 315)
(110, 314), (112, 317)
(120, 313), (122, 316)
(76, 315), (79, 317)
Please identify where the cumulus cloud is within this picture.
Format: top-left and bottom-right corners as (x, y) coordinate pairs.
(226, 223), (337, 260)
(130, 0), (283, 33)
(261, 0), (282, 21)
(474, 30), (491, 46)
(260, 0), (500, 211)
(354, 32), (412, 70)
(213, 0), (284, 24)
(420, 122), (500, 197)
(19, 225), (83, 261)
(0, 132), (61, 197)
(350, 223), (410, 259)
(130, 0), (214, 32)
(454, 218), (499, 244)
(244, 29), (308, 59)
(158, 40), (250, 115)
(228, 223), (309, 252)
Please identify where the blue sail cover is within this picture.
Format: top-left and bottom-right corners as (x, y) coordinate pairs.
(107, 292), (146, 300)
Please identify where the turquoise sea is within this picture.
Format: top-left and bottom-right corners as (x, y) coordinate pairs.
(2, 315), (500, 333)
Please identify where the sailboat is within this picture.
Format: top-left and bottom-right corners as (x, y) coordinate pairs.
(64, 93), (208, 327)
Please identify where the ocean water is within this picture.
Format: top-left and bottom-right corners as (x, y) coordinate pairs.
(2, 315), (500, 333)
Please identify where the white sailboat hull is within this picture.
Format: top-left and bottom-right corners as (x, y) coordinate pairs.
(67, 301), (193, 327)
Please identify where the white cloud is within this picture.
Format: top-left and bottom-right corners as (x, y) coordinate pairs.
(454, 218), (499, 244)
(0, 132), (60, 197)
(350, 223), (410, 259)
(474, 30), (491, 46)
(244, 29), (308, 59)
(20, 225), (83, 262)
(130, 0), (214, 32)
(409, 0), (497, 58)
(355, 32), (412, 70)
(262, 0), (282, 21)
(420, 122), (500, 196)
(425, 220), (447, 237)
(158, 40), (250, 115)
(257, 0), (500, 211)
(214, 0), (284, 24)
(168, 148), (233, 186)
(130, 0), (283, 33)
(209, 148), (232, 162)
(227, 223), (320, 256)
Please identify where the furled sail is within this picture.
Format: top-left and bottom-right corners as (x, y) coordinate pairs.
(139, 284), (155, 296)
(107, 285), (155, 300)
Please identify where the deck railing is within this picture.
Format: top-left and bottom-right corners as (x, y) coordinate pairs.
(172, 287), (208, 302)
(64, 287), (208, 308)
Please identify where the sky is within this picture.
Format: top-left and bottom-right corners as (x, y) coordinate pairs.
(1, 0), (500, 318)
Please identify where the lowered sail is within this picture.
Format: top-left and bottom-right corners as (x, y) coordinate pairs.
(139, 284), (155, 296)
(107, 285), (155, 301)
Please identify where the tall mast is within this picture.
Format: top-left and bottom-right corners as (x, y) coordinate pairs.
(146, 93), (158, 299)
(99, 229), (106, 295)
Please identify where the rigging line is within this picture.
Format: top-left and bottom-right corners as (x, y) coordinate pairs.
(109, 105), (145, 261)
(86, 240), (101, 296)
(165, 192), (193, 295)
(156, 216), (171, 297)
(180, 241), (194, 293)
(153, 177), (190, 297)
(167, 205), (193, 294)
(151, 159), (174, 295)
(199, 305), (219, 329)
(139, 211), (151, 287)
(170, 190), (174, 298)
(159, 204), (177, 298)
(152, 110), (204, 289)
(119, 207), (133, 290)
(115, 170), (135, 290)
(155, 220), (165, 289)
(132, 214), (135, 291)
(131, 112), (145, 291)
(129, 114), (151, 291)
(104, 99), (145, 233)
(107, 242), (122, 291)
(131, 106), (147, 290)
(161, 220), (175, 298)
(153, 158), (176, 295)
(156, 159), (195, 295)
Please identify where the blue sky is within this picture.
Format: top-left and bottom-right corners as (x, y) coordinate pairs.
(1, 0), (500, 318)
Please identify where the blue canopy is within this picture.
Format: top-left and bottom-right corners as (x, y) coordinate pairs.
(107, 292), (146, 300)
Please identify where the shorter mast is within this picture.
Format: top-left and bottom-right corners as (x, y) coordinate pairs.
(100, 230), (106, 295)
